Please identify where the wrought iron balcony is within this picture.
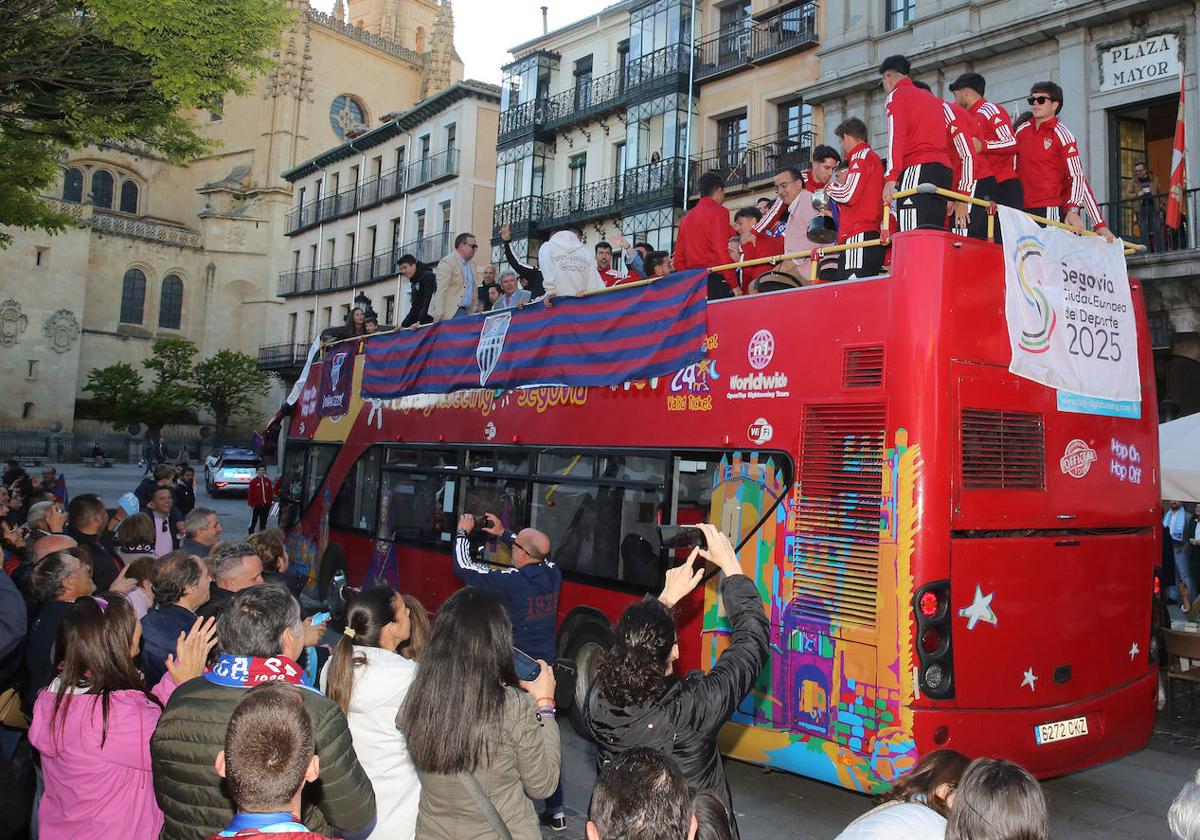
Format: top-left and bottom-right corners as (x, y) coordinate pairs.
(283, 153), (456, 234)
(491, 157), (685, 239)
(405, 149), (459, 193)
(623, 43), (691, 98)
(278, 243), (416, 297)
(1097, 189), (1197, 256)
(396, 233), (452, 265)
(694, 2), (818, 84)
(688, 132), (814, 196)
(542, 66), (627, 134)
(498, 99), (548, 143)
(257, 343), (310, 374)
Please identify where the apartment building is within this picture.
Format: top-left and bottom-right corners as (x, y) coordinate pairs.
(491, 0), (822, 270)
(265, 80), (500, 381)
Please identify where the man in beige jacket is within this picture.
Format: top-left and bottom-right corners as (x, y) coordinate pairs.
(431, 232), (479, 321)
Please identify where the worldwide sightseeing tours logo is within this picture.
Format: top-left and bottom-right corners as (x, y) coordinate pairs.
(1013, 236), (1057, 355)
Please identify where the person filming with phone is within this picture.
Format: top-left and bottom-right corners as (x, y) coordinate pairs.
(453, 512), (566, 831)
(584, 524), (769, 840)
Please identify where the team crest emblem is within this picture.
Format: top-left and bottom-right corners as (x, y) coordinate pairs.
(1043, 138), (1052, 150)
(476, 311), (512, 387)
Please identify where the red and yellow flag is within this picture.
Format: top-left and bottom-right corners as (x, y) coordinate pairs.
(1167, 74), (1187, 230)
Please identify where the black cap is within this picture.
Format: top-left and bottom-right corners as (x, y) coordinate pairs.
(949, 72), (985, 95)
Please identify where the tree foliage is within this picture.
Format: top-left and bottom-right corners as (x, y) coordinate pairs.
(192, 350), (273, 442)
(83, 340), (272, 439)
(0, 0), (294, 245)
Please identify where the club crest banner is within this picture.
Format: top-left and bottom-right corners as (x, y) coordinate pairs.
(319, 344), (356, 417)
(998, 207), (1141, 404)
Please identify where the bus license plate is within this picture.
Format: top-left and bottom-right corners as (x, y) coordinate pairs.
(1034, 716), (1088, 745)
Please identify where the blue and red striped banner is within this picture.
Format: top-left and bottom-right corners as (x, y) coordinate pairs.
(361, 269), (709, 400)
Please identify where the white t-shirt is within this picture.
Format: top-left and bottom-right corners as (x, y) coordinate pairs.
(833, 801), (946, 840)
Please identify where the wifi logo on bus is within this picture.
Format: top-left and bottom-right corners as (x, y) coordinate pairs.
(1014, 237), (1056, 355)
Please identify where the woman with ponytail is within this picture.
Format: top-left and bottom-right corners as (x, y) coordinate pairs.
(584, 524), (769, 840)
(319, 584), (421, 840)
(28, 593), (214, 839)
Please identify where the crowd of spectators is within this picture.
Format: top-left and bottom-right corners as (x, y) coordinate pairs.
(0, 460), (1198, 839)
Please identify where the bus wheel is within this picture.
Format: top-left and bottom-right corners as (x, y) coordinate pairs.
(565, 622), (613, 738)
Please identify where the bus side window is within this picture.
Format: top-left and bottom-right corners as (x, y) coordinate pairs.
(279, 442), (338, 527)
(330, 447), (381, 532)
(379, 453), (458, 547)
(464, 449), (532, 567)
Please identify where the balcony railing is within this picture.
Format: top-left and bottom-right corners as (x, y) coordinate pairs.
(688, 132), (815, 196)
(492, 157), (685, 237)
(543, 66), (627, 133)
(257, 343), (310, 373)
(284, 152), (457, 234)
(277, 241), (423, 297)
(1098, 189), (1197, 255)
(397, 232), (452, 265)
(694, 2), (818, 83)
(405, 149), (459, 192)
(497, 44), (692, 144)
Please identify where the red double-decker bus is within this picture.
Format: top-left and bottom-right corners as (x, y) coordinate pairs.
(278, 228), (1158, 793)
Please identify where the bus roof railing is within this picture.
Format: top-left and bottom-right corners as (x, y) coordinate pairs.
(319, 186), (1145, 350)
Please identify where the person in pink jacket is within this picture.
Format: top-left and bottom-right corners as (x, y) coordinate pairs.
(29, 592), (215, 840)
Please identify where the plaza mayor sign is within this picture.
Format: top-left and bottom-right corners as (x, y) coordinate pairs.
(1099, 32), (1180, 92)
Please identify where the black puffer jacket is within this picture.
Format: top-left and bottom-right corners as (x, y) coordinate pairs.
(584, 574), (769, 840)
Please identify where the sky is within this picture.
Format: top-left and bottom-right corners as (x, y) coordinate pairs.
(310, 0), (613, 84)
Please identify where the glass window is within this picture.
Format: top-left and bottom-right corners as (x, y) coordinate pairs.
(599, 454), (666, 483)
(378, 469), (458, 545)
(158, 275), (183, 329)
(468, 449), (531, 474)
(119, 268), (146, 324)
(119, 180), (139, 214)
(91, 170), (115, 209)
(886, 0), (915, 30)
(331, 447), (382, 531)
(717, 112), (748, 169)
(531, 479), (664, 587)
(537, 451), (595, 478)
(62, 168), (84, 203)
(778, 99), (813, 142)
(385, 448), (420, 468)
(278, 442), (339, 528)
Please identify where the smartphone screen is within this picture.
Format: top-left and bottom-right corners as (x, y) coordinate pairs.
(512, 648), (541, 681)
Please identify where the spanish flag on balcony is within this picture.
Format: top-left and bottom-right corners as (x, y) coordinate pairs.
(360, 269), (709, 400)
(1168, 73), (1187, 231)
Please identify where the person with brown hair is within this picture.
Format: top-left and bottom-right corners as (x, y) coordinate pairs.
(115, 512), (157, 560)
(119, 555), (156, 619)
(140, 550), (211, 688)
(320, 584), (420, 840)
(209, 683), (328, 839)
(399, 593), (429, 661)
(944, 758), (1049, 840)
(28, 594), (214, 840)
(248, 528), (303, 597)
(834, 748), (970, 838)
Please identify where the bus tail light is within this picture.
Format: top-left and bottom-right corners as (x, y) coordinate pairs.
(913, 580), (954, 700)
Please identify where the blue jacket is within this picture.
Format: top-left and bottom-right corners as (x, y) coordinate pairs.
(452, 531), (561, 662)
(140, 603), (198, 688)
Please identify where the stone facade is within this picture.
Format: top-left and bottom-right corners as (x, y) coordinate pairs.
(0, 0), (463, 431)
(804, 0), (1199, 416)
(265, 79), (500, 382)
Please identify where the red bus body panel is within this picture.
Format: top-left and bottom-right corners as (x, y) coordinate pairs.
(284, 230), (1157, 794)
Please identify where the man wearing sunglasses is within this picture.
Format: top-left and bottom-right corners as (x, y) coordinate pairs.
(432, 232), (479, 321)
(453, 511), (565, 829)
(1014, 81), (1116, 242)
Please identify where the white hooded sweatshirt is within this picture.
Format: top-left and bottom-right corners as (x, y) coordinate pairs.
(320, 646), (420, 840)
(537, 230), (605, 298)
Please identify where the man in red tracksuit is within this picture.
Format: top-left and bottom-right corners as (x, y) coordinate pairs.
(824, 117), (886, 279)
(674, 171), (738, 298)
(950, 73), (1022, 211)
(879, 55), (953, 231)
(595, 241), (640, 286)
(247, 465), (274, 534)
(914, 80), (982, 236)
(1014, 80), (1116, 242)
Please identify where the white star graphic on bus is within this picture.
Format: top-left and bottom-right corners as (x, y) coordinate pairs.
(959, 586), (998, 630)
(1129, 642), (1140, 661)
(1022, 667), (1038, 691)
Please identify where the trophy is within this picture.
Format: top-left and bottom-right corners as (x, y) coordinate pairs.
(807, 188), (838, 244)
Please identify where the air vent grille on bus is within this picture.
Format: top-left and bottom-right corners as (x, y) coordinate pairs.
(961, 409), (1046, 490)
(842, 346), (885, 389)
(791, 404), (885, 629)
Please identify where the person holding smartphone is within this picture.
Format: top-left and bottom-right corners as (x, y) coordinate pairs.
(453, 512), (566, 831)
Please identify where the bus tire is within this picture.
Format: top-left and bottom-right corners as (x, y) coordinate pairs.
(563, 620), (614, 739)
